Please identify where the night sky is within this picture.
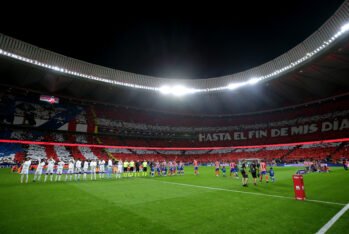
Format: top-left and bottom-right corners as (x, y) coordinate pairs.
(1, 0), (344, 79)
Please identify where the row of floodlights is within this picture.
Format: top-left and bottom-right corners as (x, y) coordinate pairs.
(0, 23), (349, 96)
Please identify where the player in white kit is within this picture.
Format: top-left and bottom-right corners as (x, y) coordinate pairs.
(44, 157), (55, 182)
(33, 159), (45, 182)
(65, 159), (75, 181)
(107, 159), (113, 179)
(55, 160), (65, 181)
(75, 159), (82, 181)
(116, 160), (123, 179)
(90, 159), (97, 180)
(83, 160), (89, 180)
(20, 158), (32, 183)
(98, 159), (105, 179)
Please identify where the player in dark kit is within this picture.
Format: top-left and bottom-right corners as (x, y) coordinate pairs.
(135, 161), (140, 177)
(241, 164), (248, 187)
(221, 166), (226, 177)
(250, 163), (258, 185)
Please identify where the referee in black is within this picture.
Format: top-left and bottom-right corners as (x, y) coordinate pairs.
(241, 163), (248, 187)
(250, 162), (258, 186)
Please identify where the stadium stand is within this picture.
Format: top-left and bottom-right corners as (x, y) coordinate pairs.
(0, 88), (348, 164)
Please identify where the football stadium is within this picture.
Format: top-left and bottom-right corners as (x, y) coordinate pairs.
(1, 2), (349, 234)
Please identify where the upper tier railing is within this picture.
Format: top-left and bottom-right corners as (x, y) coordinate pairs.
(0, 1), (349, 93)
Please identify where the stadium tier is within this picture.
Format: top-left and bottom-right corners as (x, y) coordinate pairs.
(1, 140), (347, 164)
(0, 87), (348, 164)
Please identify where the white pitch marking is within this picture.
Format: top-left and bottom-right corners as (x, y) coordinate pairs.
(158, 181), (346, 206)
(316, 203), (349, 234)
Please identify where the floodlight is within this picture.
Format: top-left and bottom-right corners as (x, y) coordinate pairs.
(172, 85), (189, 96)
(227, 82), (245, 90)
(341, 22), (349, 32)
(159, 86), (172, 95)
(248, 78), (260, 85)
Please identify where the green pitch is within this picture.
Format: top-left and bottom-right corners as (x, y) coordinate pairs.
(0, 166), (348, 234)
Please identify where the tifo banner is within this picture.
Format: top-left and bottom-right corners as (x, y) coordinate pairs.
(198, 118), (349, 142)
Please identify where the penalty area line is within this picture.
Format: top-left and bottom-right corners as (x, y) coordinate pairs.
(156, 180), (346, 207)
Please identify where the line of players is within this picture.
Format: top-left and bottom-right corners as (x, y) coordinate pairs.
(240, 161), (275, 187)
(19, 157), (147, 183)
(150, 160), (185, 177)
(19, 157), (185, 183)
(214, 161), (239, 178)
(211, 160), (275, 187)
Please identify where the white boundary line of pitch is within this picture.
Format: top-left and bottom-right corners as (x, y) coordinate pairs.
(156, 180), (346, 206)
(316, 203), (349, 234)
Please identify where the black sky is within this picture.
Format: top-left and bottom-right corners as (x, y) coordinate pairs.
(1, 0), (345, 79)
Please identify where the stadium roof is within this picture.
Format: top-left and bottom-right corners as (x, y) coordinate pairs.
(0, 1), (349, 114)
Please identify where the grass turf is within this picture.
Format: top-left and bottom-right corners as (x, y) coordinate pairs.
(0, 166), (348, 233)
